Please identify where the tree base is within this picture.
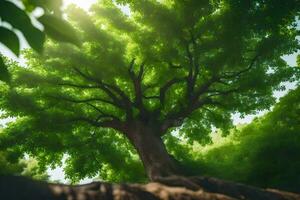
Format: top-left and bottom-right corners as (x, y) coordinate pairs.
(1, 175), (299, 200)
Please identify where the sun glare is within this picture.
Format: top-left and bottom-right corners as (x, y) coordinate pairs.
(64, 0), (131, 15)
(64, 0), (97, 11)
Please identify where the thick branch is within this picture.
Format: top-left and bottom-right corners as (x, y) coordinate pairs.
(185, 33), (201, 100)
(86, 103), (120, 121)
(190, 32), (200, 91)
(48, 95), (117, 108)
(72, 67), (133, 118)
(72, 116), (123, 131)
(220, 54), (260, 79)
(57, 82), (100, 89)
(160, 98), (208, 133)
(193, 76), (219, 100)
(128, 59), (146, 110)
(101, 81), (132, 104)
(206, 88), (239, 98)
(168, 62), (183, 69)
(72, 67), (123, 105)
(159, 77), (185, 106)
(143, 95), (160, 100)
(186, 43), (195, 97)
(194, 54), (259, 100)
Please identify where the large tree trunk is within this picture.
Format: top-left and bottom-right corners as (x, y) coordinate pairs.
(125, 122), (180, 181)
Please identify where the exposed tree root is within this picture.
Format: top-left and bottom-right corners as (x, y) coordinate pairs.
(0, 175), (299, 200)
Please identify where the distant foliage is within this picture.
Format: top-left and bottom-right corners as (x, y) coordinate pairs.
(0, 150), (48, 180)
(0, 150), (24, 176)
(189, 87), (300, 193)
(0, 125), (48, 180)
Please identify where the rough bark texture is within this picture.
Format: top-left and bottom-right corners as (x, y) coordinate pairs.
(125, 122), (181, 180)
(1, 175), (300, 200)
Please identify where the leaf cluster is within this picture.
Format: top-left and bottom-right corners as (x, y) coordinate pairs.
(0, 0), (79, 83)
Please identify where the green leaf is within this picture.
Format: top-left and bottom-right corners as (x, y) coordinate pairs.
(0, 27), (20, 56)
(22, 0), (63, 16)
(38, 14), (80, 46)
(21, 0), (36, 12)
(0, 0), (45, 52)
(0, 57), (11, 83)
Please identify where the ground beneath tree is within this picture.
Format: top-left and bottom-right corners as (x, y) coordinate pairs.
(1, 175), (299, 200)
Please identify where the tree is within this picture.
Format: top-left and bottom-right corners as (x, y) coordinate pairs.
(0, 0), (299, 182)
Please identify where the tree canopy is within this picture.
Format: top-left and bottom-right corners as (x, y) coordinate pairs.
(0, 0), (299, 182)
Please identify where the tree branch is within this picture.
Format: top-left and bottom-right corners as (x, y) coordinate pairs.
(160, 98), (208, 134)
(159, 77), (185, 106)
(143, 95), (160, 100)
(221, 54), (260, 79)
(185, 43), (195, 97)
(128, 59), (145, 110)
(72, 116), (123, 131)
(47, 95), (117, 108)
(190, 31), (200, 86)
(72, 67), (133, 118)
(206, 88), (239, 98)
(57, 82), (100, 89)
(193, 76), (219, 100)
(168, 62), (182, 69)
(159, 45), (259, 135)
(72, 67), (123, 106)
(85, 103), (120, 121)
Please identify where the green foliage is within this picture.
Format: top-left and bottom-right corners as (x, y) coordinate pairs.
(62, 128), (146, 183)
(0, 140), (48, 180)
(0, 0), (299, 182)
(38, 14), (80, 46)
(0, 1), (45, 52)
(0, 123), (46, 179)
(19, 158), (49, 181)
(0, 57), (10, 83)
(0, 151), (24, 176)
(0, 27), (20, 56)
(22, 0), (63, 15)
(190, 87), (300, 192)
(0, 0), (79, 82)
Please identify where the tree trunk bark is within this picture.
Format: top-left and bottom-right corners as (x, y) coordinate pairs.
(125, 122), (180, 181)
